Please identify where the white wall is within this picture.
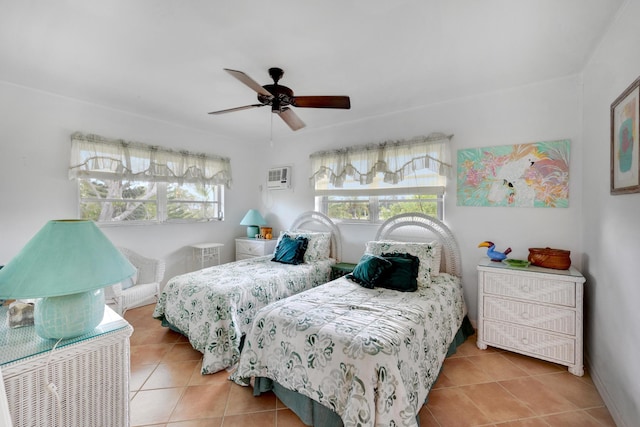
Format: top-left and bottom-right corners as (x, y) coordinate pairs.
(580, 1), (640, 425)
(0, 81), (266, 285)
(262, 75), (583, 321)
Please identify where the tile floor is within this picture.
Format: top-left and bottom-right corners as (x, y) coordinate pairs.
(126, 304), (617, 427)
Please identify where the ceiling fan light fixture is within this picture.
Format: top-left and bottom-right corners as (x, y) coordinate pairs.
(208, 67), (351, 131)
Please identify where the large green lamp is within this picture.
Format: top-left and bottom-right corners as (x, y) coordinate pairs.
(0, 220), (136, 340)
(239, 209), (267, 238)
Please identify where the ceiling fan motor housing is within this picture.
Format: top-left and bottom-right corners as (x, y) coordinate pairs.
(259, 84), (294, 111)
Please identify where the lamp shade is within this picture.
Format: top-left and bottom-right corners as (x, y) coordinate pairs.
(0, 220), (136, 299)
(239, 209), (267, 227)
(0, 220), (136, 339)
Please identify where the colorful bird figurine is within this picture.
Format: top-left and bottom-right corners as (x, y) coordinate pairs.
(478, 241), (512, 262)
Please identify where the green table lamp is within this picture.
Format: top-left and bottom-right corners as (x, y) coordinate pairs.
(240, 209), (267, 238)
(0, 220), (136, 340)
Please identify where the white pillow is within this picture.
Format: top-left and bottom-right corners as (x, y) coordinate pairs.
(277, 231), (331, 263)
(365, 240), (441, 285)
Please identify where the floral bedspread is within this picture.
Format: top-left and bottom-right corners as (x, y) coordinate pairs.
(153, 256), (334, 374)
(233, 274), (466, 427)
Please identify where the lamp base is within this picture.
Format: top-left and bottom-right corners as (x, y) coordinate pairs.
(246, 225), (260, 238)
(34, 289), (105, 340)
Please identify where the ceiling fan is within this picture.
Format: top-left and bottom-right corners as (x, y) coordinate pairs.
(208, 67), (351, 131)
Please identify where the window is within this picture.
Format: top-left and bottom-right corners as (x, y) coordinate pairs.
(69, 133), (231, 225)
(310, 133), (451, 223)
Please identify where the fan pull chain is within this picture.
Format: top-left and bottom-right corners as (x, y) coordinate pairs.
(270, 113), (274, 147)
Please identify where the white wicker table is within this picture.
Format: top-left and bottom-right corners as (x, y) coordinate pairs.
(0, 306), (133, 426)
(190, 242), (223, 269)
(476, 258), (585, 376)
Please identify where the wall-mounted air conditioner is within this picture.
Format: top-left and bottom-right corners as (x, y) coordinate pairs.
(267, 166), (291, 190)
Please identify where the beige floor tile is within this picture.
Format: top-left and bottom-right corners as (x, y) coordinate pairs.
(169, 383), (231, 422)
(438, 357), (494, 386)
(167, 419), (222, 427)
(498, 376), (578, 415)
(460, 382), (536, 423)
(131, 363), (157, 392)
(534, 372), (605, 408)
(542, 409), (606, 426)
(143, 360), (201, 390)
(225, 383), (278, 415)
(466, 352), (529, 381)
(220, 411), (277, 427)
(162, 342), (205, 363)
(425, 387), (492, 426)
(124, 306), (615, 427)
(584, 406), (617, 426)
(130, 387), (185, 426)
(130, 342), (174, 367)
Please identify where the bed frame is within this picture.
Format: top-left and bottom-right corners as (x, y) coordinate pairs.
(290, 211), (342, 262)
(375, 212), (461, 277)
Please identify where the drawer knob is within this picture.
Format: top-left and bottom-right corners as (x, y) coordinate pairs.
(521, 312), (530, 319)
(521, 338), (529, 345)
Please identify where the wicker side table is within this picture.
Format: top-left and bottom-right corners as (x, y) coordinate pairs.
(1, 306), (133, 427)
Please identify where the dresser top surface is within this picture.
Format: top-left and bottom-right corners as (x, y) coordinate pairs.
(477, 257), (584, 279)
(0, 305), (131, 366)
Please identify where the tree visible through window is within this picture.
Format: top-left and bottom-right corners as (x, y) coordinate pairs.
(69, 132), (230, 225)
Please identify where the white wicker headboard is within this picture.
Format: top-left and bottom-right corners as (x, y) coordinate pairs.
(289, 211), (342, 262)
(375, 213), (461, 278)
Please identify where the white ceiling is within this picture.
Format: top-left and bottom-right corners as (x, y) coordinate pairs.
(0, 0), (624, 143)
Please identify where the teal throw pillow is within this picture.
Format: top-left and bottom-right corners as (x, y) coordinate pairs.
(272, 235), (309, 265)
(346, 254), (392, 288)
(378, 252), (420, 292)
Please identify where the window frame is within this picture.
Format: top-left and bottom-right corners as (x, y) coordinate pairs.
(315, 186), (444, 224)
(76, 178), (225, 226)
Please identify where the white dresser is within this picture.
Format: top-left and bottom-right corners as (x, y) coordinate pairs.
(1, 306), (133, 426)
(476, 258), (585, 376)
(235, 237), (278, 260)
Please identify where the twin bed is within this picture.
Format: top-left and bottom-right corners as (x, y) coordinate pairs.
(153, 211), (342, 374)
(153, 212), (471, 427)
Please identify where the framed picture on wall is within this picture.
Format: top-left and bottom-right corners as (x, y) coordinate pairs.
(611, 76), (640, 194)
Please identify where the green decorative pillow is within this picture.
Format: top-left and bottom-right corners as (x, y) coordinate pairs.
(346, 254), (392, 288)
(365, 240), (440, 286)
(378, 252), (420, 292)
(271, 235), (309, 265)
(277, 231), (331, 262)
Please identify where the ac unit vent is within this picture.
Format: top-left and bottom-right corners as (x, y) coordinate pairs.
(267, 166), (291, 190)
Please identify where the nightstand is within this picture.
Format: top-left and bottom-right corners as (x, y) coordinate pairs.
(331, 262), (357, 280)
(476, 258), (585, 376)
(190, 242), (223, 270)
(1, 306), (132, 426)
(235, 237), (278, 260)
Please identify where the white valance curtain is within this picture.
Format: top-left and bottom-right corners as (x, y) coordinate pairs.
(309, 132), (453, 190)
(68, 132), (232, 187)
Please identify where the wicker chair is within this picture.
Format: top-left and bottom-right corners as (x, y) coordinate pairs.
(104, 248), (165, 315)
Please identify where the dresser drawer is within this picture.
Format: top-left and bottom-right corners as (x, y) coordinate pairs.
(483, 320), (575, 365)
(236, 239), (264, 256)
(483, 272), (576, 307)
(484, 296), (576, 335)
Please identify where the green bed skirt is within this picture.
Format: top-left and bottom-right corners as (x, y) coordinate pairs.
(253, 315), (475, 427)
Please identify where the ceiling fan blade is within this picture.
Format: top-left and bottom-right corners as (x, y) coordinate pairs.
(291, 96), (351, 109)
(224, 68), (273, 97)
(208, 104), (264, 115)
(276, 107), (306, 131)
